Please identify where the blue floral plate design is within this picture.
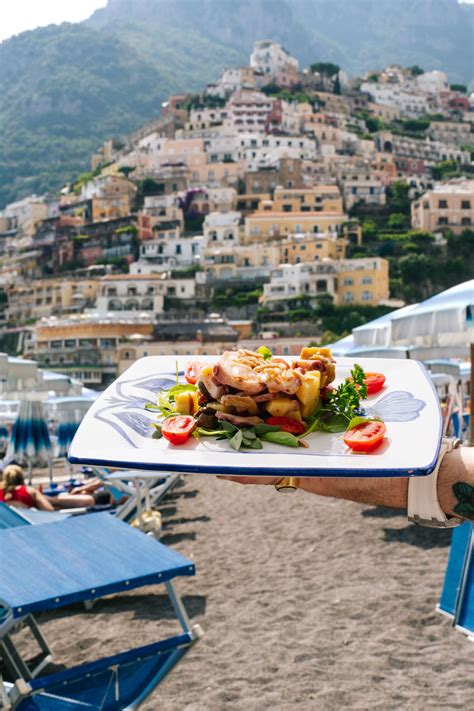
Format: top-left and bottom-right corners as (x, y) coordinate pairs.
(68, 356), (442, 478)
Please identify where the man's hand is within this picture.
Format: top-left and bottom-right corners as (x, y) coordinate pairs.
(217, 475), (280, 486)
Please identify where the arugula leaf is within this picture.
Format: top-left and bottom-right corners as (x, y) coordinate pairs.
(254, 423), (282, 435)
(228, 429), (244, 451)
(242, 429), (257, 440)
(196, 428), (230, 437)
(316, 414), (348, 433)
(220, 421), (238, 434)
(257, 345), (273, 360)
(260, 431), (299, 447)
(250, 438), (263, 449)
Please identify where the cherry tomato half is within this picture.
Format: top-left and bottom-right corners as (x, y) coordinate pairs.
(364, 372), (386, 395)
(266, 416), (306, 435)
(162, 416), (195, 445)
(185, 361), (204, 385)
(343, 420), (386, 453)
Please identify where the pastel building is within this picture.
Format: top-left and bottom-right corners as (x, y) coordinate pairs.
(411, 180), (474, 234)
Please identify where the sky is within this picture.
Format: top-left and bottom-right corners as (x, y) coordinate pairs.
(0, 0), (107, 43)
(0, 0), (473, 43)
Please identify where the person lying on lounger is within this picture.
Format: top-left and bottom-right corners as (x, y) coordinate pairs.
(0, 465), (126, 511)
(219, 439), (474, 529)
(0, 464), (55, 511)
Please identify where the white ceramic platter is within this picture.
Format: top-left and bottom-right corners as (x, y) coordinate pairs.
(69, 356), (442, 478)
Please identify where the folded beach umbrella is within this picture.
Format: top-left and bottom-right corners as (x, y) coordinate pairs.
(56, 416), (80, 459)
(390, 280), (474, 347)
(6, 400), (53, 482)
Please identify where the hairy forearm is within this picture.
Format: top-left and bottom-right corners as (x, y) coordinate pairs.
(297, 447), (474, 520)
(297, 473), (408, 509)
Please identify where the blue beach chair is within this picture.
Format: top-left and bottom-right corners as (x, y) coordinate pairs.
(0, 513), (202, 709)
(438, 522), (474, 637)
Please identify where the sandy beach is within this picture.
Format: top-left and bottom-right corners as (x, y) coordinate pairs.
(13, 472), (474, 709)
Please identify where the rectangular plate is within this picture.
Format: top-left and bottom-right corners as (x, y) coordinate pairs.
(69, 356), (442, 478)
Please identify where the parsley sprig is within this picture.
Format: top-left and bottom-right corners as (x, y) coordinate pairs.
(304, 363), (369, 434)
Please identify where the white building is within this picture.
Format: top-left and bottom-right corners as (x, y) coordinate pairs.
(250, 40), (299, 78)
(415, 71), (449, 95)
(341, 175), (386, 209)
(131, 234), (203, 273)
(263, 262), (337, 302)
(97, 274), (196, 316)
(236, 132), (317, 168)
(205, 67), (257, 99)
(360, 82), (432, 117)
(203, 211), (241, 247)
(225, 91), (274, 133)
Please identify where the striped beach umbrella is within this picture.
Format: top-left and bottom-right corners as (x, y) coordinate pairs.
(6, 400), (53, 482)
(56, 417), (80, 458)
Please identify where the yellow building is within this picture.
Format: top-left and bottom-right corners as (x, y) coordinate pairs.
(33, 317), (154, 386)
(243, 184), (348, 244)
(5, 279), (100, 324)
(278, 233), (347, 263)
(272, 186), (344, 214)
(244, 209), (348, 244)
(336, 258), (389, 305)
(188, 160), (244, 187)
(411, 180), (474, 234)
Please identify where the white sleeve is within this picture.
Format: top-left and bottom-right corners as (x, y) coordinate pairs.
(407, 438), (463, 528)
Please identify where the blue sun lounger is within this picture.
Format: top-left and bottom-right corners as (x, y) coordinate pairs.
(438, 522), (474, 637)
(0, 503), (71, 529)
(0, 513), (202, 709)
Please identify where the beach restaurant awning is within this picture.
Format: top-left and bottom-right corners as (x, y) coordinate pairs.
(390, 280), (474, 346)
(352, 303), (419, 349)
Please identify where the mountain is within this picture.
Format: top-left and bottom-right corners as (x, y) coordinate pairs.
(0, 0), (472, 208)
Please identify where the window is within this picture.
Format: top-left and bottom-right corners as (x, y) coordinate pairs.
(362, 276), (373, 285)
(462, 201), (471, 209)
(343, 278), (354, 286)
(362, 291), (372, 302)
(461, 217), (472, 226)
(283, 205), (292, 212)
(316, 280), (327, 293)
(176, 244), (182, 255)
(316, 243), (322, 249)
(438, 217), (449, 225)
(127, 287), (137, 296)
(438, 200), (448, 208)
(344, 292), (354, 302)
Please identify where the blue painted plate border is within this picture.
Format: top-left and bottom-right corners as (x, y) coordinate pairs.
(69, 357), (443, 478)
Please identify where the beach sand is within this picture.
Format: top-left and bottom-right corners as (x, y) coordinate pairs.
(13, 473), (474, 709)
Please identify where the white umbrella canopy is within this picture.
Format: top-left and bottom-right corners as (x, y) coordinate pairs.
(390, 280), (474, 347)
(352, 303), (419, 349)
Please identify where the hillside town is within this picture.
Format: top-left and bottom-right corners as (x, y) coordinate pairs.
(0, 40), (473, 388)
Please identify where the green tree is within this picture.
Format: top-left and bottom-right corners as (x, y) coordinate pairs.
(408, 65), (424, 76)
(387, 213), (408, 230)
(310, 62), (340, 76)
(432, 160), (459, 180)
(362, 219), (378, 241)
(450, 83), (467, 93)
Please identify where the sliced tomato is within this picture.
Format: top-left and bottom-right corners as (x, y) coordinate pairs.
(364, 372), (386, 395)
(185, 361), (204, 385)
(266, 416), (306, 435)
(343, 420), (386, 453)
(162, 415), (195, 445)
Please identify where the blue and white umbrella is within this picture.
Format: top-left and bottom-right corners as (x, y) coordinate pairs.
(6, 400), (53, 482)
(56, 418), (80, 459)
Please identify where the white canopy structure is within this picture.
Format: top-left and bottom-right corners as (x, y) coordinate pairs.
(352, 303), (419, 349)
(390, 280), (474, 349)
